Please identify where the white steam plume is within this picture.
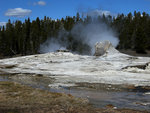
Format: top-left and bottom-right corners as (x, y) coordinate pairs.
(39, 28), (68, 53)
(71, 22), (119, 54)
(39, 10), (119, 54)
(39, 38), (65, 53)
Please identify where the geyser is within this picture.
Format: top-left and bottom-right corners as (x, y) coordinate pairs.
(39, 10), (119, 55)
(71, 22), (119, 55)
(94, 41), (112, 56)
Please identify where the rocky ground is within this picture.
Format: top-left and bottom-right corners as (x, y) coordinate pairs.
(0, 43), (150, 113)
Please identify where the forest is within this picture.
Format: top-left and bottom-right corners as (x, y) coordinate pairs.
(0, 11), (150, 57)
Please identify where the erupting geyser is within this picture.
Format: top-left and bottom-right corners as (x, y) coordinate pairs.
(94, 41), (117, 56)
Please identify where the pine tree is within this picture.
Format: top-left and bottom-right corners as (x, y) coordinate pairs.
(134, 26), (147, 53)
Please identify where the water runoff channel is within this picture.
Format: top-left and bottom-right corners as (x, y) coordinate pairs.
(0, 74), (150, 111)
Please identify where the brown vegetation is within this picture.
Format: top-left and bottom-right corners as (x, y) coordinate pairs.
(0, 81), (94, 113)
(0, 81), (149, 113)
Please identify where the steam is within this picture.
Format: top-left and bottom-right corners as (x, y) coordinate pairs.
(39, 29), (68, 53)
(83, 9), (111, 17)
(71, 22), (118, 54)
(39, 38), (66, 53)
(39, 10), (119, 54)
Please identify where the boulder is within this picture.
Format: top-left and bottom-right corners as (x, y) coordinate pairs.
(94, 41), (112, 56)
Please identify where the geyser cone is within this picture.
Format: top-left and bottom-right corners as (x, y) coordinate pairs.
(94, 41), (118, 56)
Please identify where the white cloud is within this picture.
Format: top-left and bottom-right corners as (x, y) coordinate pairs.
(0, 22), (7, 27)
(85, 9), (112, 17)
(34, 1), (46, 6)
(5, 8), (32, 17)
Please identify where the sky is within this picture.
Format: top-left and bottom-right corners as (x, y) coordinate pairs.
(0, 0), (150, 26)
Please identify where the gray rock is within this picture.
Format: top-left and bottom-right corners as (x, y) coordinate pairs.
(94, 41), (112, 56)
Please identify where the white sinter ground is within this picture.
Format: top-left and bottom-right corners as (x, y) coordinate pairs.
(0, 45), (150, 88)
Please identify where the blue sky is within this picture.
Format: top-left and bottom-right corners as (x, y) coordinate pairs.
(0, 0), (150, 25)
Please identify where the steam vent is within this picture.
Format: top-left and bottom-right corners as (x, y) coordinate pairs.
(94, 41), (112, 56)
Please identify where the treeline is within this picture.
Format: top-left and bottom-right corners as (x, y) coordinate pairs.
(0, 11), (150, 56)
(0, 14), (91, 56)
(114, 11), (150, 53)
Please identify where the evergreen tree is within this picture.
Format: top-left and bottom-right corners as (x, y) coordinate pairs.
(0, 11), (150, 57)
(134, 26), (147, 53)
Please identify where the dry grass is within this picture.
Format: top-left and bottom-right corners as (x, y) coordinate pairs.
(0, 81), (94, 113)
(0, 81), (149, 113)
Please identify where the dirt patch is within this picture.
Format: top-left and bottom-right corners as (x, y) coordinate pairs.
(122, 62), (150, 70)
(0, 70), (7, 74)
(0, 64), (17, 69)
(0, 73), (56, 91)
(76, 82), (125, 92)
(10, 74), (55, 89)
(75, 83), (150, 93)
(127, 85), (150, 92)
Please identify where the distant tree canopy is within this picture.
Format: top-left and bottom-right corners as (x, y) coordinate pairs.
(113, 11), (150, 53)
(0, 11), (150, 57)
